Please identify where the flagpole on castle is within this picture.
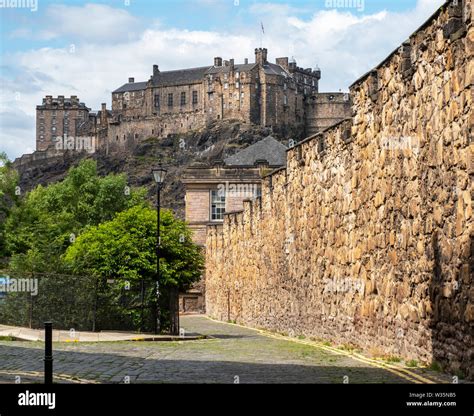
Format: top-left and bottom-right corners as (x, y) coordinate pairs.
(260, 21), (265, 48)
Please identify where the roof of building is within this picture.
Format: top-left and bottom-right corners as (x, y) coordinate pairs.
(206, 63), (257, 75)
(224, 136), (287, 167)
(112, 57), (300, 93)
(263, 62), (290, 77)
(152, 66), (212, 87)
(37, 98), (90, 110)
(112, 81), (148, 94)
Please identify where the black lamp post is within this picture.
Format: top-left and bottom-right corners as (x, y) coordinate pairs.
(152, 165), (167, 334)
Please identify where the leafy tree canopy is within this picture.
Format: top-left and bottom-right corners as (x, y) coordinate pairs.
(0, 152), (19, 259)
(63, 205), (204, 290)
(5, 159), (146, 272)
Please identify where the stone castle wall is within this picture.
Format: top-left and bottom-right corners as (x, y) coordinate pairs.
(206, 0), (473, 379)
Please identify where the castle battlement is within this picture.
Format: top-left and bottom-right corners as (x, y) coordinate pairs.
(36, 47), (351, 153)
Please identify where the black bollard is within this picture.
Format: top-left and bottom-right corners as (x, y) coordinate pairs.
(44, 322), (53, 384)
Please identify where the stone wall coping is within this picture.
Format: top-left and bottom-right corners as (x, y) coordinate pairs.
(286, 117), (353, 153)
(261, 166), (287, 179)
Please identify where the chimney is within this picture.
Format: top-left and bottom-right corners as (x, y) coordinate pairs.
(255, 159), (270, 176)
(223, 60), (230, 67)
(129, 77), (135, 83)
(214, 57), (222, 67)
(289, 58), (297, 72)
(255, 48), (268, 66)
(314, 67), (321, 80)
(276, 57), (289, 71)
(244, 58), (249, 64)
(101, 103), (107, 111)
(153, 64), (159, 76)
(229, 59), (234, 69)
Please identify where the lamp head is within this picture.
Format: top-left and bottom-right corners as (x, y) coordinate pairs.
(152, 165), (167, 184)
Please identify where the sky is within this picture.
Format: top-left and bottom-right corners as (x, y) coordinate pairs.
(0, 0), (446, 160)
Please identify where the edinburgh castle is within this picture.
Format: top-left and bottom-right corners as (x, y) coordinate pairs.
(34, 47), (351, 155)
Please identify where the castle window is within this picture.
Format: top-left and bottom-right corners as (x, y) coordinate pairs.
(51, 126), (56, 132)
(235, 72), (240, 79)
(192, 91), (198, 104)
(283, 95), (288, 105)
(154, 94), (160, 108)
(236, 81), (240, 88)
(52, 118), (56, 124)
(241, 92), (245, 98)
(284, 83), (287, 90)
(168, 94), (173, 107)
(39, 135), (44, 140)
(224, 83), (229, 89)
(224, 73), (228, 80)
(210, 190), (225, 221)
(180, 92), (186, 106)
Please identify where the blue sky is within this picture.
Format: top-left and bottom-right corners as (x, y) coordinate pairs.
(0, 0), (445, 159)
(0, 0), (433, 53)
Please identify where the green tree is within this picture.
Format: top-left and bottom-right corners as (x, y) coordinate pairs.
(63, 205), (204, 331)
(0, 152), (19, 261)
(5, 159), (146, 273)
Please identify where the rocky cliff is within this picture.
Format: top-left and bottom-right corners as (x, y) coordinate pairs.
(14, 120), (298, 217)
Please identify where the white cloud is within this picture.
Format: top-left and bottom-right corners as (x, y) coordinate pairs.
(0, 0), (446, 160)
(38, 4), (141, 43)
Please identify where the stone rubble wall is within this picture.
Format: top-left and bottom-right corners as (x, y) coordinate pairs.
(206, 0), (473, 379)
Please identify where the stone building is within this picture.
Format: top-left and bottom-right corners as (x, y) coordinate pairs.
(36, 48), (351, 154)
(36, 96), (90, 151)
(305, 92), (353, 136)
(36, 96), (111, 153)
(181, 136), (287, 312)
(108, 47), (350, 148)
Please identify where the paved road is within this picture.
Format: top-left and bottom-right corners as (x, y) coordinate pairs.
(0, 316), (449, 384)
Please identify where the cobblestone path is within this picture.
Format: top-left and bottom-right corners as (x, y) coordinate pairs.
(0, 316), (451, 384)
